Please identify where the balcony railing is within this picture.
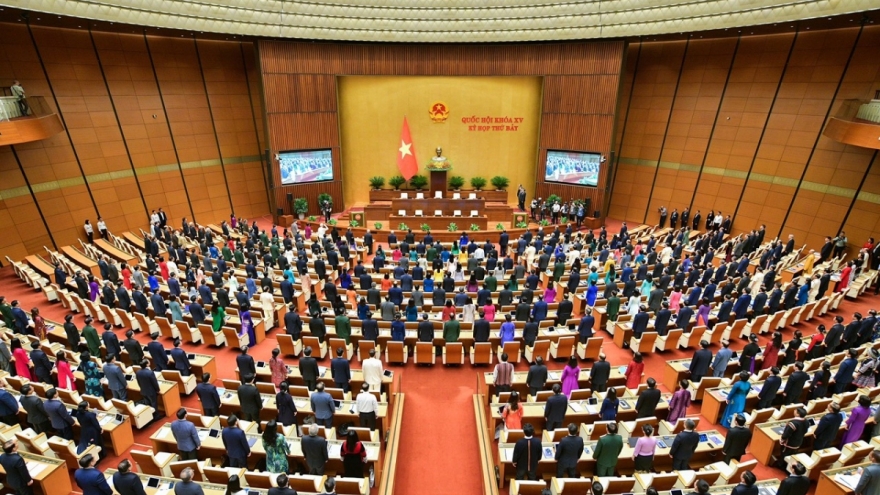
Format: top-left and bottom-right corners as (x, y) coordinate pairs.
(0, 95), (54, 121)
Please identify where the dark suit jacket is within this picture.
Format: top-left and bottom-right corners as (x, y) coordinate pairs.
(30, 349), (53, 382)
(276, 392), (298, 426)
(136, 368), (160, 400)
(147, 341), (168, 370)
(526, 364), (548, 389)
(590, 361), (611, 389)
(20, 394), (48, 425)
(238, 383), (262, 416)
(555, 434), (585, 470)
(301, 434), (328, 469)
(196, 382), (221, 413)
(670, 430), (700, 462)
(731, 484), (758, 495)
(689, 349), (713, 380)
(74, 466), (112, 495)
(544, 393), (568, 423)
(123, 338), (144, 364)
(812, 412), (843, 449)
(758, 375), (782, 407)
(783, 370), (809, 402)
(722, 426), (752, 458)
(222, 426), (250, 459)
(331, 357), (351, 385)
(300, 356), (319, 381)
(631, 312), (650, 337)
(103, 331), (122, 357)
(237, 354), (256, 379)
(635, 388), (661, 418)
(512, 437), (542, 473)
(0, 452), (31, 490)
(112, 470), (147, 495)
(170, 348), (190, 373)
(777, 475), (811, 495)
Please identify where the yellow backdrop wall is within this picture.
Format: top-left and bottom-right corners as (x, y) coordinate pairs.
(338, 76), (543, 206)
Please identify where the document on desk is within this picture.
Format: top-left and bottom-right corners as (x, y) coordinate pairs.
(328, 443), (342, 458)
(504, 448), (512, 461)
(569, 402), (583, 413)
(25, 461), (47, 477)
(319, 366), (328, 377)
(198, 430), (210, 441)
(835, 473), (859, 490)
(157, 427), (172, 440)
(548, 372), (560, 381)
(99, 415), (114, 426)
(294, 399), (308, 409)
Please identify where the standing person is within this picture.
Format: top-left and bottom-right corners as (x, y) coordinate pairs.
(135, 360), (159, 414)
(330, 347), (351, 393)
(237, 374), (262, 423)
(813, 403), (844, 450)
(261, 420), (290, 474)
(84, 220), (95, 243)
(302, 423), (329, 475)
(722, 414), (752, 463)
(512, 423), (541, 480)
(221, 415), (251, 468)
(841, 395), (872, 446)
(340, 429), (367, 478)
(632, 424), (658, 472)
(196, 373), (221, 417)
(517, 185), (527, 211)
(493, 353), (514, 394)
(592, 422), (623, 476)
(670, 419), (700, 470)
(76, 402), (105, 459)
(777, 462), (810, 495)
(276, 381), (298, 427)
(10, 338), (32, 380)
(600, 387), (620, 421)
(560, 357), (580, 397)
(777, 407), (808, 468)
(112, 459), (147, 495)
(731, 471), (759, 495)
(361, 349), (383, 392)
(624, 352), (644, 389)
(635, 378), (662, 419)
(74, 454), (112, 494)
(10, 80), (27, 115)
(45, 388), (75, 440)
(19, 385), (50, 434)
(268, 348), (287, 391)
(667, 379), (691, 423)
(28, 342), (53, 385)
(0, 438), (32, 495)
(310, 382), (335, 428)
(299, 346), (319, 391)
(501, 391), (524, 431)
(855, 451), (880, 495)
(173, 468), (204, 495)
(103, 354), (127, 400)
(721, 372), (751, 428)
(526, 357), (548, 397)
(544, 384), (568, 432)
(555, 423), (584, 478)
(356, 383), (378, 430)
(171, 408), (201, 461)
(590, 353), (611, 393)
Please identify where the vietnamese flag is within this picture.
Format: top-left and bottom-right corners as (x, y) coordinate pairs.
(397, 117), (419, 181)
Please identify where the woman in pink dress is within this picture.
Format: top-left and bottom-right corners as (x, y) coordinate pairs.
(624, 352), (645, 389)
(11, 338), (32, 380)
(304, 224), (312, 239)
(31, 308), (46, 341)
(667, 379), (691, 423)
(668, 286), (683, 312)
(544, 282), (557, 304)
(55, 351), (76, 390)
(838, 261), (853, 292)
(269, 348), (287, 391)
(560, 357), (580, 397)
(482, 299), (495, 323)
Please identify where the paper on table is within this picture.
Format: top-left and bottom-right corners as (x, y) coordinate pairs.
(835, 474), (859, 490)
(328, 443), (342, 458)
(25, 461), (47, 477)
(158, 427), (172, 440)
(569, 402), (583, 413)
(198, 430), (210, 441)
(548, 372), (560, 381)
(504, 448), (512, 461)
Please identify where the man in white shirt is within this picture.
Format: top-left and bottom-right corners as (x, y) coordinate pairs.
(473, 246), (485, 260)
(10, 80), (27, 115)
(713, 212), (723, 229)
(260, 288), (275, 328)
(355, 383), (379, 430)
(361, 349), (384, 391)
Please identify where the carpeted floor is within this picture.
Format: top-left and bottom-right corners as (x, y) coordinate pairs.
(3, 213), (876, 494)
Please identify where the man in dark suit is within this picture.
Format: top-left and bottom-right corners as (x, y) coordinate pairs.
(302, 422), (329, 474)
(221, 415), (251, 468)
(269, 474), (298, 495)
(722, 414), (752, 463)
(74, 454), (112, 494)
(417, 313), (434, 343)
(635, 378), (662, 419)
(19, 385), (50, 434)
(135, 359), (160, 413)
(855, 451), (880, 495)
(44, 388), (75, 440)
(284, 306), (302, 340)
(631, 306), (650, 339)
(555, 294), (573, 324)
(689, 340), (713, 381)
(111, 459), (146, 495)
(146, 333), (168, 371)
(170, 339), (192, 377)
(544, 384), (568, 432)
(102, 323), (122, 358)
(555, 423), (584, 478)
(196, 373), (221, 417)
(654, 303), (672, 336)
(577, 309), (595, 343)
(299, 346), (320, 391)
(236, 346), (256, 380)
(189, 297), (206, 326)
(670, 419), (700, 470)
(589, 353), (611, 393)
(812, 402), (844, 450)
(777, 461), (811, 495)
(526, 357), (548, 397)
(330, 347), (351, 393)
(0, 438), (33, 495)
(782, 362), (809, 405)
(123, 330), (143, 365)
(757, 367), (782, 408)
(831, 348), (859, 394)
(512, 423), (541, 480)
(777, 408), (808, 468)
(28, 342), (53, 384)
(237, 374), (262, 423)
(473, 313), (490, 343)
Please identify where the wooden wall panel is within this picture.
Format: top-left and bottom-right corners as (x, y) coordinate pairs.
(608, 43), (641, 221)
(259, 41), (625, 217)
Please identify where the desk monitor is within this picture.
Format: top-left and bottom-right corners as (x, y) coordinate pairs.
(147, 478), (160, 488)
(278, 149), (333, 185)
(383, 370), (393, 377)
(334, 399), (343, 409)
(699, 433), (708, 442)
(257, 361), (266, 367)
(544, 150), (601, 187)
(187, 353), (196, 360)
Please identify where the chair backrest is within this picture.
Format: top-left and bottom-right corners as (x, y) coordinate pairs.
(691, 470), (720, 486)
(557, 478), (593, 495)
(534, 390), (553, 402)
(662, 329), (683, 350)
(221, 379), (241, 391)
(170, 460), (202, 480)
(502, 341), (521, 357)
(554, 336), (576, 357)
(841, 441), (872, 466)
(503, 429), (525, 443)
(512, 480), (548, 495)
(645, 472), (678, 491)
(590, 421), (613, 440)
(583, 337), (603, 360)
(387, 341), (406, 363)
(445, 342), (464, 364)
(472, 342), (492, 364)
(636, 332), (658, 352)
(335, 478), (366, 495)
(244, 471), (274, 488)
(349, 427), (373, 442)
(745, 408), (774, 428)
(603, 477), (636, 494)
(199, 323), (223, 346)
(726, 459), (757, 481)
(531, 340), (550, 357)
(289, 476), (322, 492)
(256, 382), (276, 395)
(303, 336), (322, 350)
(203, 467), (233, 484)
(222, 326), (241, 346)
(131, 449), (163, 476)
(687, 326), (705, 345)
(570, 389), (592, 401)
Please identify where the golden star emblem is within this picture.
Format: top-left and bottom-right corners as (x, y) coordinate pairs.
(399, 141), (413, 158)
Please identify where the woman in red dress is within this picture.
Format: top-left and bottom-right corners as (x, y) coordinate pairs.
(762, 331), (782, 370)
(624, 352), (645, 389)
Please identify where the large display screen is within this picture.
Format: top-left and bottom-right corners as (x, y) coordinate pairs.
(544, 150), (601, 187)
(278, 149), (333, 185)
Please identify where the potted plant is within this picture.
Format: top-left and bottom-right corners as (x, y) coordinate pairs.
(470, 176), (487, 191)
(420, 223), (431, 232)
(409, 174), (428, 190)
(389, 175), (406, 190)
(469, 224), (480, 232)
(515, 221), (528, 228)
(398, 222), (409, 231)
(317, 193), (333, 212)
(447, 222), (458, 232)
(495, 223), (505, 230)
(491, 175), (509, 191)
(369, 176), (385, 190)
(293, 197), (308, 219)
(328, 219), (337, 226)
(350, 220), (359, 227)
(448, 175), (465, 190)
(547, 194), (561, 205)
(539, 219), (550, 227)
(374, 222), (383, 230)
(307, 215), (317, 222)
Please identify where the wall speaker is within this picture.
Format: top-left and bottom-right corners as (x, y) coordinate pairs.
(584, 198), (591, 214)
(286, 193), (293, 202)
(593, 210), (601, 217)
(276, 208), (284, 216)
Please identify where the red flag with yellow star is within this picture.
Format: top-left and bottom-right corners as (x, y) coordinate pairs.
(397, 117), (418, 181)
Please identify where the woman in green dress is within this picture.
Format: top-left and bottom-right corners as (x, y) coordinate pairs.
(261, 420), (290, 474)
(211, 304), (226, 333)
(78, 351), (104, 397)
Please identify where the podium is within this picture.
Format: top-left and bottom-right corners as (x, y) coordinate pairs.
(430, 170), (447, 197)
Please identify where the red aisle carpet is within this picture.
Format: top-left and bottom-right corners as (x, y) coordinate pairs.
(2, 213), (878, 494)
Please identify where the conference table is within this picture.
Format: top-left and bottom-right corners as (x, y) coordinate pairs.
(387, 214), (488, 231)
(94, 238), (139, 266)
(72, 369), (181, 416)
(239, 361), (394, 400)
(817, 462), (870, 495)
(0, 451), (71, 495)
(481, 368), (628, 400)
(61, 245), (101, 278)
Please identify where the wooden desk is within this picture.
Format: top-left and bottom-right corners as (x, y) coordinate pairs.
(94, 238), (139, 266)
(497, 429), (724, 487)
(388, 214), (488, 231)
(61, 245), (101, 278)
(104, 469), (279, 495)
(25, 254), (56, 280)
(74, 371), (181, 416)
(390, 197), (486, 215)
(0, 452), (71, 495)
(481, 368), (627, 399)
(663, 359), (692, 392)
(243, 362), (393, 401)
(816, 463), (869, 495)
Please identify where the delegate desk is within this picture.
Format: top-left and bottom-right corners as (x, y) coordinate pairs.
(149, 423), (381, 477)
(701, 378), (808, 425)
(243, 362), (394, 400)
(390, 197), (486, 216)
(816, 462), (870, 495)
(497, 429), (725, 487)
(750, 407), (870, 466)
(73, 370), (181, 416)
(388, 214), (488, 231)
(94, 238), (139, 266)
(482, 368), (627, 399)
(60, 245), (101, 278)
(0, 451), (71, 495)
(104, 469), (272, 495)
(215, 388), (390, 434)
